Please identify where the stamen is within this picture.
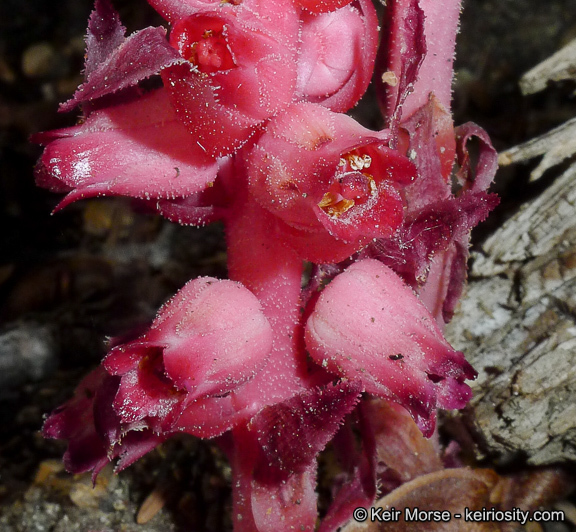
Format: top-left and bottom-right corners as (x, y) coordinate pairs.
(343, 153), (372, 171)
(318, 192), (355, 217)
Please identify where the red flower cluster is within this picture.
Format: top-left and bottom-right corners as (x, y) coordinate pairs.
(36, 0), (498, 529)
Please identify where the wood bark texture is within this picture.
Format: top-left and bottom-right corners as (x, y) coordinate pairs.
(445, 160), (576, 465)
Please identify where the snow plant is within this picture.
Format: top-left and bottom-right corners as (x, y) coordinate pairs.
(36, 0), (498, 529)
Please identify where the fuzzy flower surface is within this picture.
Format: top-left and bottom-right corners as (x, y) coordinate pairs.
(37, 0), (499, 529)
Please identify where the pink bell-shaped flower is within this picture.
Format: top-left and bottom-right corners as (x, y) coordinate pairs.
(34, 89), (218, 210)
(305, 259), (476, 436)
(296, 0), (378, 112)
(106, 277), (273, 415)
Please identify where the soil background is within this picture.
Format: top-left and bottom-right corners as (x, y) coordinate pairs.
(1, 0), (576, 530)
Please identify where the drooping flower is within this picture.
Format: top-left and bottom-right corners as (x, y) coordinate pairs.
(305, 259), (476, 436)
(247, 102), (416, 263)
(34, 89), (219, 210)
(44, 277), (274, 474)
(107, 276), (273, 415)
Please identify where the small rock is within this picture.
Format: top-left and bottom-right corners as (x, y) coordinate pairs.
(21, 43), (57, 78)
(0, 323), (57, 399)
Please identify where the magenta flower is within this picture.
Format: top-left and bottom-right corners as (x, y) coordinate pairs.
(106, 276), (272, 414)
(44, 277), (274, 473)
(34, 89), (218, 209)
(162, 0), (378, 157)
(161, 0), (300, 156)
(247, 102), (416, 263)
(305, 259), (476, 436)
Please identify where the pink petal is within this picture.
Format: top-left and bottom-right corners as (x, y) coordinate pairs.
(111, 361), (184, 427)
(297, 0), (378, 112)
(162, 1), (299, 157)
(294, 0), (353, 13)
(297, 7), (365, 98)
(147, 277), (273, 400)
(161, 63), (261, 157)
(34, 89), (218, 207)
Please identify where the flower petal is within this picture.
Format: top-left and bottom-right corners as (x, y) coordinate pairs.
(162, 0), (299, 157)
(297, 0), (378, 112)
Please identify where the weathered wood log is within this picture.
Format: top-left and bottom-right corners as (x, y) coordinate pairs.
(519, 37), (576, 95)
(445, 159), (576, 466)
(445, 37), (576, 466)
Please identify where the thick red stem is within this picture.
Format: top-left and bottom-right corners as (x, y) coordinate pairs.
(224, 183), (310, 415)
(225, 184), (318, 531)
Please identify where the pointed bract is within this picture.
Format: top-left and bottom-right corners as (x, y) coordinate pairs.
(61, 0), (183, 112)
(252, 380), (362, 481)
(42, 367), (166, 480)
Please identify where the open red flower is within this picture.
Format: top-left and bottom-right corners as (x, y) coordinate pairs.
(247, 102), (416, 262)
(161, 0), (300, 157)
(44, 277), (274, 476)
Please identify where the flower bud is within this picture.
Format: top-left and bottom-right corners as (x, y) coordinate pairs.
(305, 259), (476, 436)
